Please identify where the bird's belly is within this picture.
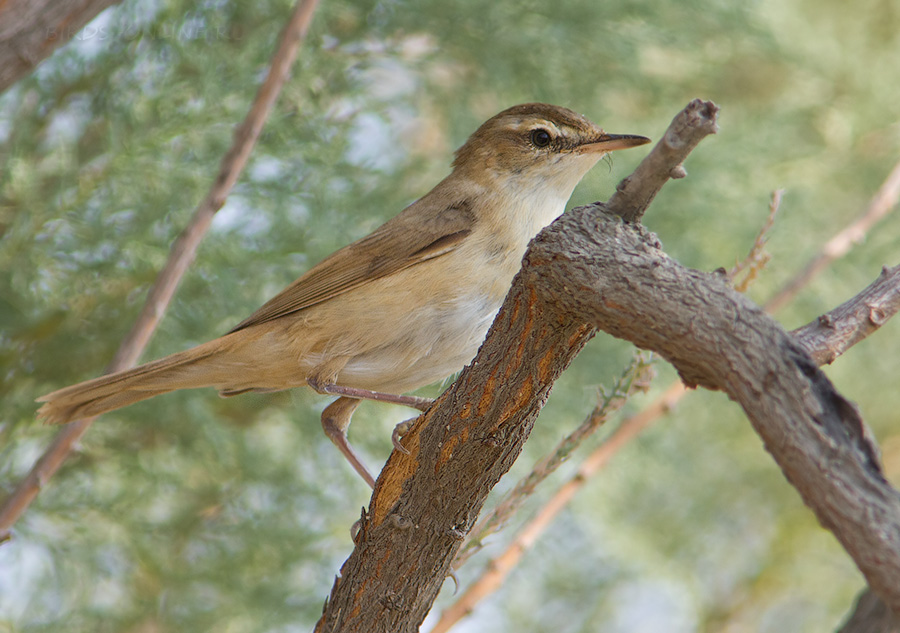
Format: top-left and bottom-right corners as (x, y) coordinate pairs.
(334, 292), (499, 394)
(290, 233), (524, 395)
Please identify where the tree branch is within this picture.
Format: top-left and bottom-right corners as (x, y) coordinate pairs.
(533, 156), (900, 515)
(791, 264), (900, 365)
(453, 351), (656, 569)
(434, 262), (900, 633)
(0, 0), (321, 540)
(0, 0), (123, 95)
(606, 98), (719, 222)
(729, 189), (781, 291)
(316, 282), (598, 633)
(838, 588), (900, 633)
(445, 184), (900, 629)
(529, 207), (900, 611)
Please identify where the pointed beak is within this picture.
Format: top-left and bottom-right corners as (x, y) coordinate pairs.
(577, 133), (651, 154)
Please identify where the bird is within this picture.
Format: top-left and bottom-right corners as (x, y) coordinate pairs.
(37, 103), (650, 487)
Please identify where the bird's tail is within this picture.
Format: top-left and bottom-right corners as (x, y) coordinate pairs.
(36, 338), (234, 425)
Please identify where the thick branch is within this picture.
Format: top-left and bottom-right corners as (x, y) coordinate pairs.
(529, 207), (900, 612)
(438, 145), (900, 633)
(436, 263), (900, 633)
(316, 287), (596, 632)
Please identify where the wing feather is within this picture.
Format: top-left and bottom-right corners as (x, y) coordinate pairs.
(228, 196), (474, 333)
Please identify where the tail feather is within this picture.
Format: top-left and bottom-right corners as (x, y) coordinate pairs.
(37, 386), (176, 425)
(36, 341), (223, 425)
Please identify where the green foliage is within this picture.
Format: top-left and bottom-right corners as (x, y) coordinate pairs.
(1, 0), (899, 631)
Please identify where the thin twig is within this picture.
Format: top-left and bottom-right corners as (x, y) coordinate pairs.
(765, 158), (900, 313)
(791, 264), (900, 366)
(606, 99), (719, 223)
(0, 0), (321, 540)
(729, 189), (782, 292)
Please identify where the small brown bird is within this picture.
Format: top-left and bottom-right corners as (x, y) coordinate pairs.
(37, 103), (649, 486)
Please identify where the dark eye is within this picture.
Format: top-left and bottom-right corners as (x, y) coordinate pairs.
(530, 128), (552, 148)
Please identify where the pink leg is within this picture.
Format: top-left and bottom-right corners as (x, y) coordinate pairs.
(320, 397), (375, 488)
(307, 378), (434, 411)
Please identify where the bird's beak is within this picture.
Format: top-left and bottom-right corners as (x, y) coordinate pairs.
(577, 133), (651, 154)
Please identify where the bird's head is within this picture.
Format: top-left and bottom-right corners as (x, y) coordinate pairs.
(452, 103), (650, 197)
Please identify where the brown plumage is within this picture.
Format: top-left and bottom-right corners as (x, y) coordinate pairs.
(37, 103), (649, 486)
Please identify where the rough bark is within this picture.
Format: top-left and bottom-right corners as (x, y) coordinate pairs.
(792, 263), (900, 366)
(0, 0), (123, 95)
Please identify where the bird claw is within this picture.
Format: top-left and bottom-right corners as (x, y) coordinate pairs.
(392, 419), (413, 454)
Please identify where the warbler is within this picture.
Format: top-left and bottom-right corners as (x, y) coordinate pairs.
(37, 103), (650, 486)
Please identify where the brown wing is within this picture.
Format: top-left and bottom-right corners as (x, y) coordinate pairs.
(228, 196), (475, 333)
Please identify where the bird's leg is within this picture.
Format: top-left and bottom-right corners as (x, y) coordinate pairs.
(311, 378), (434, 476)
(320, 397), (375, 488)
(307, 378), (434, 411)
(391, 418), (416, 455)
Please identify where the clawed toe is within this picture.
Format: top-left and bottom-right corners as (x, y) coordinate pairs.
(392, 419), (414, 454)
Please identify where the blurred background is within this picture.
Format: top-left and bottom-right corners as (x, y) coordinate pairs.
(1, 0), (899, 631)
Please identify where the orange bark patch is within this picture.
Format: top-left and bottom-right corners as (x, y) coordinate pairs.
(477, 367), (497, 415)
(508, 291), (539, 376)
(434, 425), (469, 474)
(509, 293), (521, 327)
(537, 346), (556, 384)
(497, 374), (533, 427)
(371, 415), (423, 526)
(436, 438), (456, 472)
(602, 297), (628, 313)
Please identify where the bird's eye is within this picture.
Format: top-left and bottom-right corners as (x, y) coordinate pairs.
(530, 128), (552, 148)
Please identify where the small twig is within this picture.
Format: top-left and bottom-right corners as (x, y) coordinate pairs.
(729, 189), (782, 292)
(765, 158), (900, 313)
(791, 264), (900, 366)
(0, 0), (321, 540)
(606, 99), (720, 223)
(455, 352), (655, 567)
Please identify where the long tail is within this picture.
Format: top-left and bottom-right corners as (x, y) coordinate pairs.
(36, 337), (238, 425)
